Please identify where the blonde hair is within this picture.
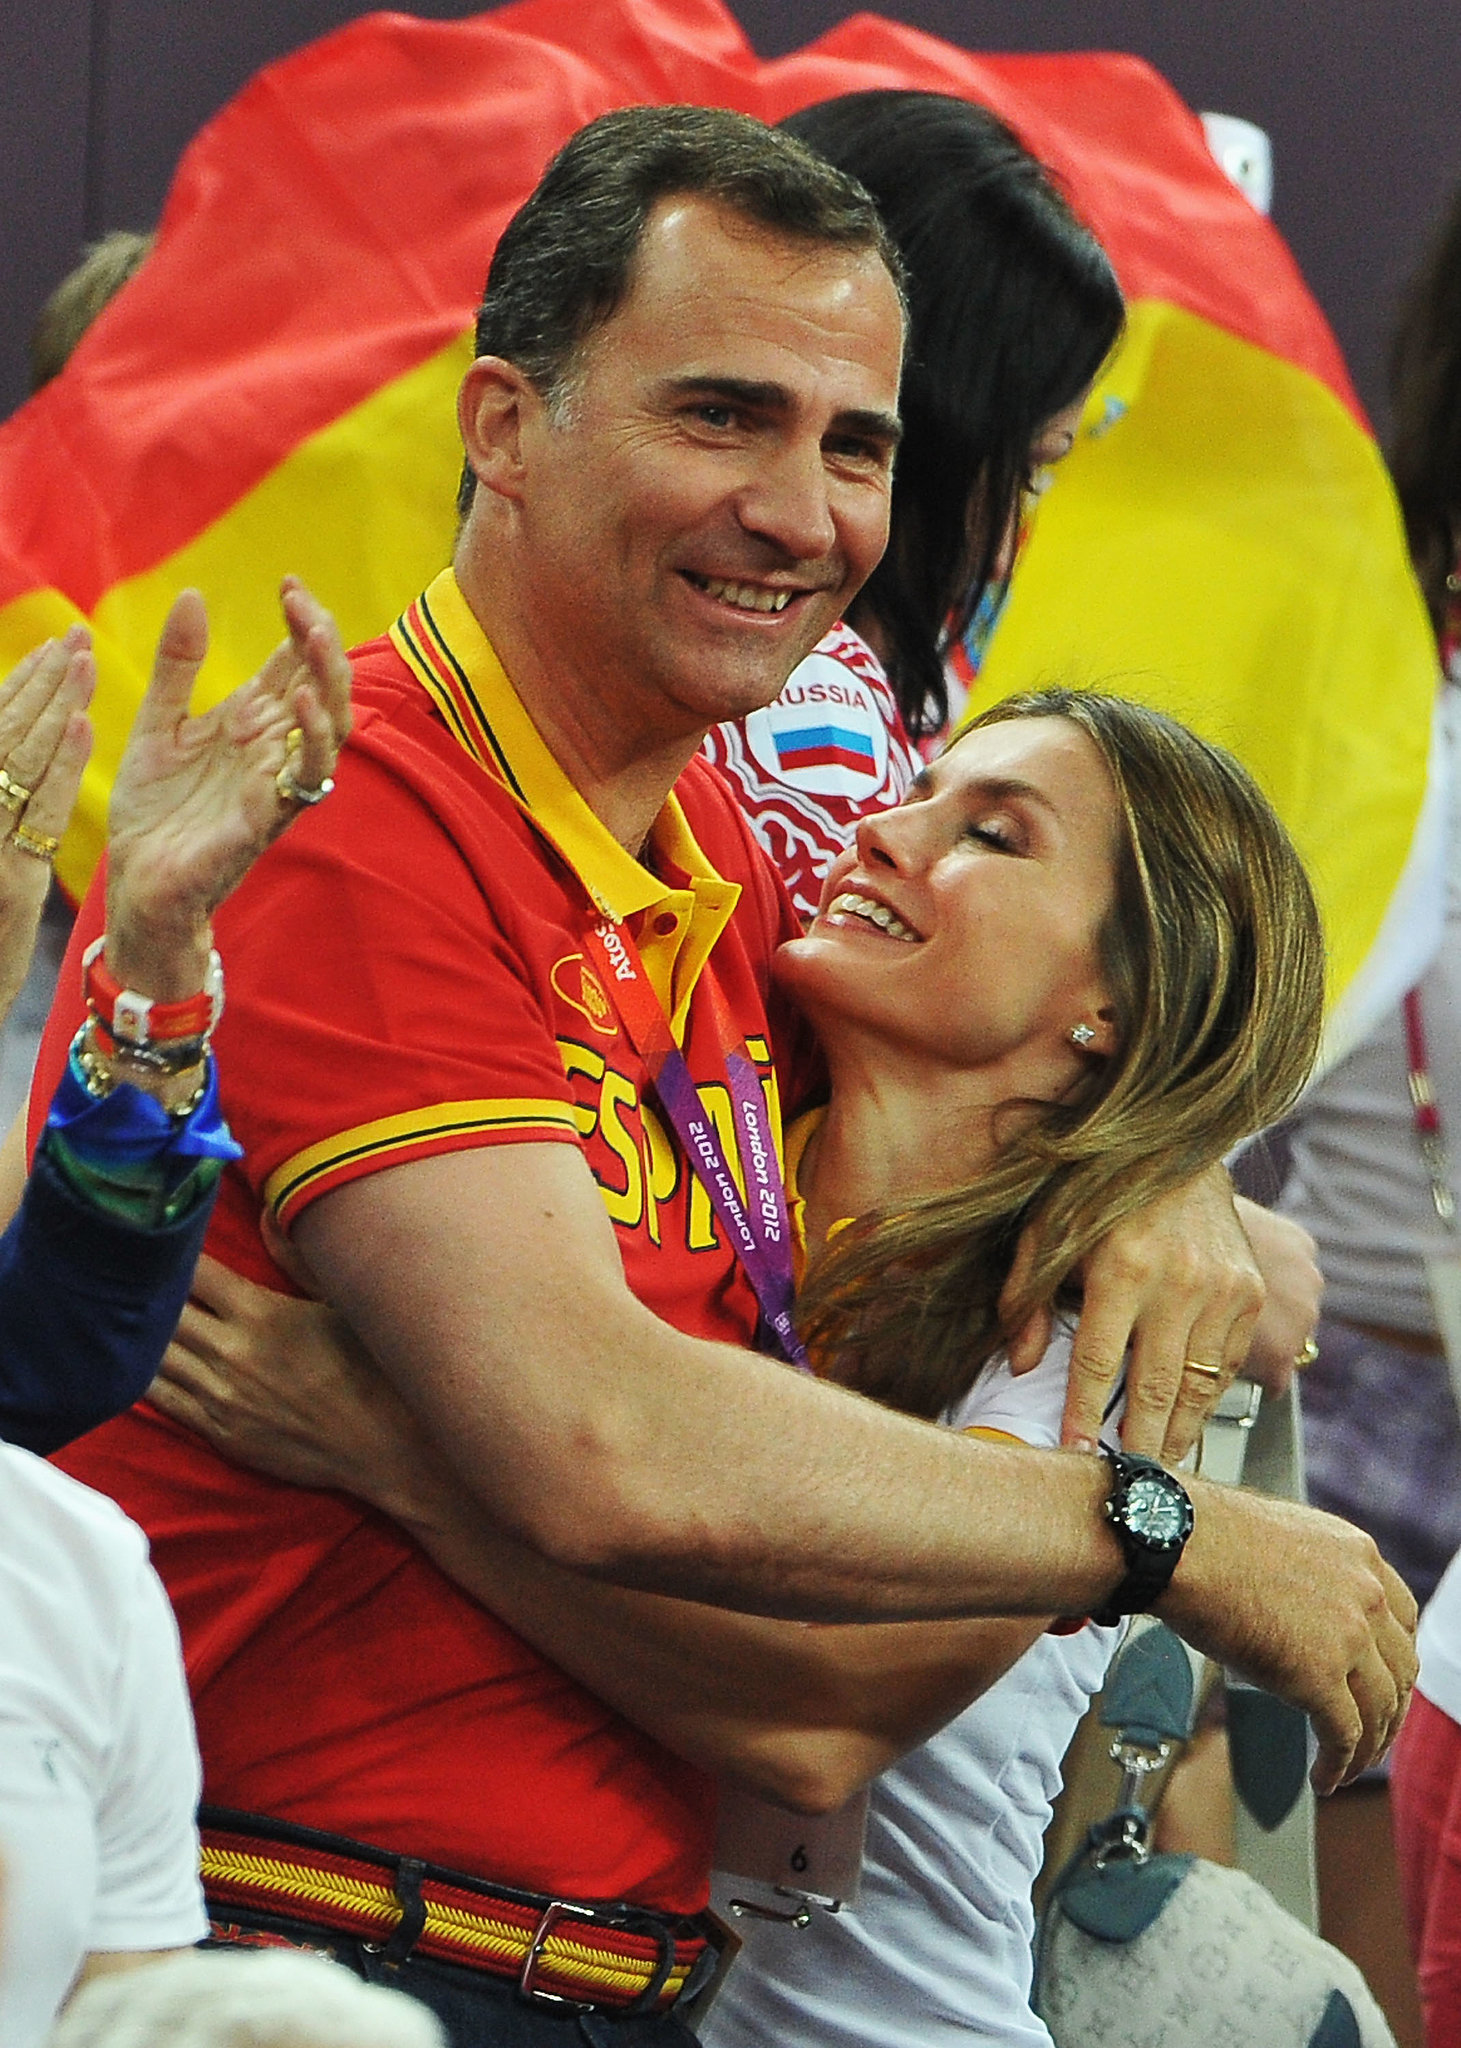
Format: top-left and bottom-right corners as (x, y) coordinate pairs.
(796, 689), (1325, 1419)
(30, 230), (153, 392)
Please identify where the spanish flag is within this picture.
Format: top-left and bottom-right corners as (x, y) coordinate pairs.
(0, 0), (1434, 1051)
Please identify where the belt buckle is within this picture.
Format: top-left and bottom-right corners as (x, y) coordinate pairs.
(519, 1899), (677, 2016)
(519, 1899), (607, 2011)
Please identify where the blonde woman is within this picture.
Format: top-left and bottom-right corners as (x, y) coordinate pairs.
(154, 687), (1330, 2044)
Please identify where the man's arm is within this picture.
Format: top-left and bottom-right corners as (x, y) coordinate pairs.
(403, 1526), (1046, 1814)
(154, 1257), (1045, 1812)
(350, 1448), (1046, 1814)
(295, 1142), (1123, 1617)
(291, 1139), (1414, 1792)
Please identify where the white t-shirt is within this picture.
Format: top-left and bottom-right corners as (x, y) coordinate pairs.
(1280, 686), (1461, 1334)
(706, 1335), (1120, 2048)
(0, 1442), (206, 2048)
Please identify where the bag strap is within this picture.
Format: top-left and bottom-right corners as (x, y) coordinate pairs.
(1032, 1623), (1198, 2009)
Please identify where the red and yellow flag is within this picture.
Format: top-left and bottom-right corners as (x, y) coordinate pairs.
(0, 0), (1434, 1043)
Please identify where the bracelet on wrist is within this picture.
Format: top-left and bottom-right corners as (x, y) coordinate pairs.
(72, 1022), (211, 1120)
(82, 935), (224, 1048)
(85, 1018), (210, 1073)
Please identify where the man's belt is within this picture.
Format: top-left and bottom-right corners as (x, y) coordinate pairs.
(199, 1808), (719, 2015)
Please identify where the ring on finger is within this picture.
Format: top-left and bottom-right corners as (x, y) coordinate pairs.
(274, 726), (335, 809)
(11, 822), (59, 864)
(1182, 1358), (1224, 1381)
(0, 767), (33, 816)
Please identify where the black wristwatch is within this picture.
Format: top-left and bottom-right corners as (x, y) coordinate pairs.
(1091, 1447), (1195, 1627)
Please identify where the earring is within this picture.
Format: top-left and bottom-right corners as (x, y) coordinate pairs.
(1069, 1023), (1096, 1047)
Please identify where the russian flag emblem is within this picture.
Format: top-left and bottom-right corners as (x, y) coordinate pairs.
(772, 725), (878, 777)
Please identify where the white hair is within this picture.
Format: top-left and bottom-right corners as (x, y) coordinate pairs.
(50, 1949), (447, 2048)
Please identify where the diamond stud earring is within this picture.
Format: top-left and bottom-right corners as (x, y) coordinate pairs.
(1069, 1023), (1096, 1046)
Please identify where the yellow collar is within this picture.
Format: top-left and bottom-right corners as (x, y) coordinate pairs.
(392, 569), (741, 1037)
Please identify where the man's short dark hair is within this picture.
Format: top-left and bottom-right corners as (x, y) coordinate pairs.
(457, 103), (904, 514)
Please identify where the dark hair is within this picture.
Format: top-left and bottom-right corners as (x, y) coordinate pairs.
(779, 92), (1125, 737)
(30, 229), (153, 393)
(1391, 185), (1461, 634)
(798, 690), (1325, 1419)
(457, 104), (903, 516)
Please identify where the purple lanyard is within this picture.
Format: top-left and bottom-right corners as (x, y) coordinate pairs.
(582, 913), (809, 1369)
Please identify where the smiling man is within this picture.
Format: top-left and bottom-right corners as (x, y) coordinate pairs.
(39, 108), (1415, 2046)
(452, 161), (902, 850)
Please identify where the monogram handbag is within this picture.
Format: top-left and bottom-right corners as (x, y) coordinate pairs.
(1032, 1623), (1395, 2048)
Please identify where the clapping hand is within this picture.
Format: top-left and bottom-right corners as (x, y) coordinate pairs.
(0, 628), (95, 1030)
(105, 578), (351, 1001)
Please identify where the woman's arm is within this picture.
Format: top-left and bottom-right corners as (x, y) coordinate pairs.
(154, 1258), (1047, 1812)
(0, 1148), (216, 1455)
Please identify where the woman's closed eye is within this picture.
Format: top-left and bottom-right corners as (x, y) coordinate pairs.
(965, 818), (1020, 852)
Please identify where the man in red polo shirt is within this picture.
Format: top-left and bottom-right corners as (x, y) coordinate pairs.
(40, 108), (1413, 2042)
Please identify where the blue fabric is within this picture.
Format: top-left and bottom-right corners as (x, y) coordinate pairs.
(0, 1061), (229, 1454)
(54, 1042), (241, 1166)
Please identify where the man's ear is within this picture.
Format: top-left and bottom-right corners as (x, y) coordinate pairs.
(457, 355), (541, 504)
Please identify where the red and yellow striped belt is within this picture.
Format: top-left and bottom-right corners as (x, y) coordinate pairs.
(199, 1810), (718, 2014)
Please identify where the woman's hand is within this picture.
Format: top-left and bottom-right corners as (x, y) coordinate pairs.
(149, 1253), (424, 1509)
(0, 629), (94, 1029)
(1230, 1198), (1322, 1398)
(1004, 1164), (1264, 1460)
(105, 578), (351, 1002)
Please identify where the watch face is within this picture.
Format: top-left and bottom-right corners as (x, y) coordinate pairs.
(1124, 1472), (1194, 1550)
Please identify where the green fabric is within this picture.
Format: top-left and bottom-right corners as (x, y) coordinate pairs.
(41, 1125), (224, 1231)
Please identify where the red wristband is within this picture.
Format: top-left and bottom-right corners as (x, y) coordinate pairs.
(82, 935), (224, 1047)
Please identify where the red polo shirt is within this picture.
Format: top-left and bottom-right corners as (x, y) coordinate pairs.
(44, 569), (808, 1913)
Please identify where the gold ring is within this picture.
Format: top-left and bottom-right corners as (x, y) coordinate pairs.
(11, 822), (58, 863)
(1295, 1336), (1320, 1370)
(275, 764), (335, 807)
(0, 767), (32, 816)
(1183, 1359), (1224, 1381)
(274, 726), (335, 808)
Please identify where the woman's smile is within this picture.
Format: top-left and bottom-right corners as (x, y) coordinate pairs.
(779, 715), (1122, 1087)
(820, 888), (923, 943)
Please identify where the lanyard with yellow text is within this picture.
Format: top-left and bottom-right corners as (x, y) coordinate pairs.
(582, 913), (810, 1370)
